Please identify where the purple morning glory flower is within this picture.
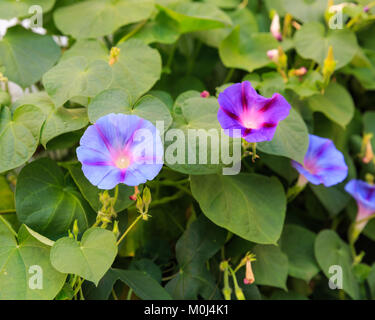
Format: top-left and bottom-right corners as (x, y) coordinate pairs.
(217, 81), (291, 142)
(291, 134), (348, 187)
(77, 113), (163, 190)
(345, 180), (375, 231)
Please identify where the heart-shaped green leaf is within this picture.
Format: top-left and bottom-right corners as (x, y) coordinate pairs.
(252, 244), (288, 290)
(157, 2), (231, 33)
(315, 230), (360, 300)
(219, 27), (279, 72)
(280, 224), (320, 282)
(166, 96), (240, 175)
(50, 228), (118, 285)
(0, 222), (66, 300)
(191, 173), (286, 244)
(15, 158), (95, 239)
(14, 92), (88, 147)
(0, 105), (45, 173)
(307, 82), (355, 127)
(88, 88), (172, 129)
(0, 26), (61, 88)
(42, 56), (112, 107)
(54, 0), (154, 39)
(258, 108), (309, 163)
(295, 22), (359, 70)
(109, 40), (162, 103)
(0, 0), (55, 20)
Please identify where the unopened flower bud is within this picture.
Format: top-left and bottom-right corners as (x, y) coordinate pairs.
(112, 220), (120, 238)
(362, 134), (374, 164)
(200, 90), (210, 98)
(295, 67), (307, 76)
(267, 49), (279, 63)
(142, 186), (152, 212)
(136, 194), (144, 213)
(129, 185), (140, 201)
(72, 219), (79, 238)
(109, 47), (121, 66)
(364, 5), (370, 13)
(270, 12), (282, 42)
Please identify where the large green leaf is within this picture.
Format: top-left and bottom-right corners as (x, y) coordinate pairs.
(15, 158), (95, 239)
(14, 92), (88, 147)
(281, 0), (327, 23)
(65, 162), (134, 212)
(307, 82), (355, 127)
(109, 40), (162, 103)
(0, 0), (55, 20)
(0, 26), (61, 88)
(0, 223), (66, 300)
(190, 173), (286, 244)
(165, 215), (226, 299)
(280, 224), (320, 282)
(166, 96), (239, 175)
(0, 105), (45, 173)
(315, 230), (360, 300)
(252, 244), (288, 290)
(54, 0), (155, 39)
(88, 88), (172, 129)
(294, 22), (359, 70)
(61, 39), (109, 64)
(157, 1), (231, 33)
(42, 56), (112, 107)
(219, 27), (279, 72)
(258, 108), (309, 163)
(133, 11), (180, 45)
(50, 228), (117, 285)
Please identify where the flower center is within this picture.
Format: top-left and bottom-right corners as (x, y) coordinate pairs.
(304, 158), (319, 175)
(115, 156), (130, 169)
(240, 110), (263, 129)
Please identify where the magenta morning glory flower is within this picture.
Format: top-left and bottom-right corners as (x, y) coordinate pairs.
(345, 180), (375, 231)
(77, 113), (163, 190)
(291, 134), (348, 187)
(217, 81), (291, 142)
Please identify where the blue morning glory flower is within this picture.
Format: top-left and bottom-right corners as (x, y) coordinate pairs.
(217, 81), (291, 143)
(291, 134), (348, 187)
(345, 179), (375, 231)
(77, 113), (163, 189)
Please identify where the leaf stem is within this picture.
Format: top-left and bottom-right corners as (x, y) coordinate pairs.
(118, 20), (147, 44)
(0, 215), (17, 237)
(116, 214), (143, 246)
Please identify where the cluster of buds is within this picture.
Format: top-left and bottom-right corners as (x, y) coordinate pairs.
(95, 190), (118, 228)
(220, 251), (256, 300)
(361, 134), (374, 164)
(109, 47), (121, 66)
(68, 220), (80, 239)
(135, 186), (152, 221)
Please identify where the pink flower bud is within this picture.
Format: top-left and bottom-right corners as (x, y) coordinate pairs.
(364, 5), (370, 13)
(270, 13), (282, 42)
(267, 49), (279, 62)
(200, 90), (210, 98)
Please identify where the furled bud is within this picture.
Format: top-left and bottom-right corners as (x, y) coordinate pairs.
(72, 219), (79, 238)
(362, 134), (374, 164)
(270, 11), (282, 42)
(322, 46), (336, 88)
(364, 5), (370, 13)
(112, 220), (120, 238)
(200, 90), (210, 98)
(136, 194), (144, 214)
(129, 185), (140, 201)
(142, 186), (152, 213)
